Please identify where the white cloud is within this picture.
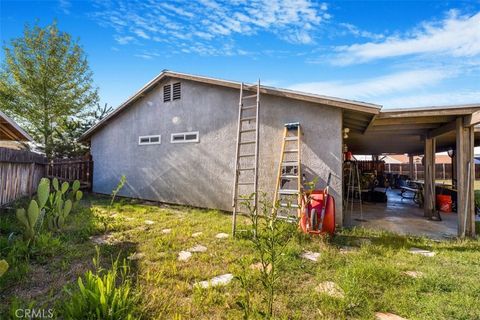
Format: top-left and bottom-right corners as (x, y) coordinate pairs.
(380, 90), (480, 108)
(92, 0), (330, 56)
(58, 0), (71, 14)
(289, 68), (456, 100)
(333, 10), (480, 65)
(114, 35), (135, 45)
(338, 22), (385, 40)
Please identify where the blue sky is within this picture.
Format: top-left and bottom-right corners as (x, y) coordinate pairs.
(1, 0), (479, 110)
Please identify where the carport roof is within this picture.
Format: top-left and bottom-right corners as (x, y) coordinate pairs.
(0, 110), (32, 142)
(345, 104), (480, 155)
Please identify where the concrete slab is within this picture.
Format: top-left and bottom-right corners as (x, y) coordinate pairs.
(178, 251), (192, 261)
(375, 312), (407, 320)
(215, 233), (229, 239)
(250, 262), (272, 273)
(409, 247), (436, 257)
(301, 251), (321, 262)
(315, 281), (345, 299)
(127, 252), (145, 260)
(403, 271), (424, 278)
(348, 189), (457, 239)
(189, 245), (207, 253)
(195, 273), (233, 288)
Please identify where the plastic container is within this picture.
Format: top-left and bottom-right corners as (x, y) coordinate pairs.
(436, 194), (452, 213)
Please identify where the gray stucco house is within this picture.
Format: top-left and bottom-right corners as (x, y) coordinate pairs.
(80, 71), (383, 226)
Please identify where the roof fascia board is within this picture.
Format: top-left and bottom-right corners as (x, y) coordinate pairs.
(0, 110), (33, 141)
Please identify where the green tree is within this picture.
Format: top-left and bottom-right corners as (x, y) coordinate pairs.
(52, 103), (113, 158)
(0, 21), (98, 159)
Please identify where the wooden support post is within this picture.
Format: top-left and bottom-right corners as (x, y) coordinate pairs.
(408, 155), (414, 180)
(424, 137), (436, 218)
(456, 118), (476, 237)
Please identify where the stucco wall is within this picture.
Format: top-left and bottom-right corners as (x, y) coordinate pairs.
(91, 79), (344, 224)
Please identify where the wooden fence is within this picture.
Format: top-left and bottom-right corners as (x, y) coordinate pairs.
(0, 148), (47, 206)
(46, 155), (93, 188)
(0, 148), (93, 207)
(385, 163), (480, 180)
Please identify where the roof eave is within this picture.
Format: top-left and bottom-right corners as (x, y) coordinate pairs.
(79, 70), (381, 142)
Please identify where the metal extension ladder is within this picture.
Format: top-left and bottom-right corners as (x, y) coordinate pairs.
(344, 160), (364, 221)
(273, 123), (302, 219)
(231, 80), (260, 236)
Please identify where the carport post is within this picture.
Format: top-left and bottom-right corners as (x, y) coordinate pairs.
(424, 137), (436, 218)
(456, 117), (476, 237)
(408, 155), (414, 180)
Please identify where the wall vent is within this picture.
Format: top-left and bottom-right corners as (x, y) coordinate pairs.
(163, 85), (171, 102)
(172, 82), (181, 100)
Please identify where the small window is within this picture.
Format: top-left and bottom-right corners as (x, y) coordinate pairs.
(163, 85), (171, 102)
(172, 82), (181, 100)
(170, 131), (199, 143)
(138, 135), (161, 145)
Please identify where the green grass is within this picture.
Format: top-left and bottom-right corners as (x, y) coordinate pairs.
(1, 194), (480, 319)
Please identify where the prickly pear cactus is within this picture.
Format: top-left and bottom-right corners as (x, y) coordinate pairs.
(16, 199), (40, 242)
(0, 260), (8, 277)
(37, 178), (50, 209)
(61, 181), (69, 194)
(52, 178), (59, 191)
(72, 180), (80, 193)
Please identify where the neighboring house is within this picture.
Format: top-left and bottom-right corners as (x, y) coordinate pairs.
(80, 70), (480, 231)
(0, 110), (32, 149)
(385, 154), (451, 164)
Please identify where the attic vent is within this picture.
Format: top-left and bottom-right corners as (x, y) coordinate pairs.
(172, 82), (181, 100)
(163, 85), (171, 102)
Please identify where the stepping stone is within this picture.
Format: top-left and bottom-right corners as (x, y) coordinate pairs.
(195, 273), (234, 288)
(125, 217), (134, 221)
(127, 252), (145, 260)
(215, 233), (229, 239)
(188, 245), (207, 253)
(403, 271), (424, 278)
(301, 251), (321, 262)
(192, 232), (203, 237)
(145, 220), (155, 225)
(250, 262), (272, 273)
(90, 234), (117, 245)
(315, 281), (345, 299)
(375, 312), (407, 320)
(409, 247), (435, 257)
(339, 246), (357, 254)
(162, 228), (172, 234)
(178, 251), (192, 261)
(353, 238), (372, 246)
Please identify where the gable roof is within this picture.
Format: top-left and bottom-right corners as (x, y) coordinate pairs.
(79, 70), (382, 142)
(0, 110), (33, 142)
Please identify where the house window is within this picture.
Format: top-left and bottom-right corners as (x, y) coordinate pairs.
(172, 82), (181, 100)
(163, 85), (171, 102)
(170, 131), (199, 143)
(138, 135), (161, 145)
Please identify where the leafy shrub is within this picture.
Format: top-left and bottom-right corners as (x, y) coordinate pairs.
(61, 248), (139, 319)
(237, 192), (297, 318)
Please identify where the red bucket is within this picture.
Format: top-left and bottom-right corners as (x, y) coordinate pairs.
(436, 194), (452, 213)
